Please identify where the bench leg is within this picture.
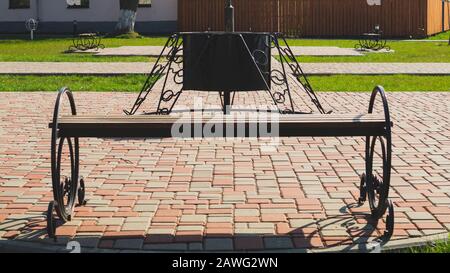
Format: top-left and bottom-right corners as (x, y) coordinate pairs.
(46, 87), (86, 240)
(363, 86), (393, 220)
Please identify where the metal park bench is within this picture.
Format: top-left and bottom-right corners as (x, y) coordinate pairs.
(355, 25), (390, 51)
(69, 33), (105, 52)
(46, 86), (395, 242)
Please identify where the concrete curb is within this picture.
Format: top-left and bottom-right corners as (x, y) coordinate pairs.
(1, 232), (447, 253)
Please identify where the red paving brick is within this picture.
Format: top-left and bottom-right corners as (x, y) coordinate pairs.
(0, 91), (449, 251)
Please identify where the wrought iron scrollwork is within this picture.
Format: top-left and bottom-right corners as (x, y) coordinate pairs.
(355, 34), (390, 51)
(125, 32), (329, 115)
(271, 33), (329, 114)
(69, 33), (105, 51)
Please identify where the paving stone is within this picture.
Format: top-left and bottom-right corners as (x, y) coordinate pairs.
(143, 243), (188, 251)
(405, 211), (435, 220)
(188, 242), (203, 251)
(264, 237), (294, 249)
(98, 218), (124, 226)
(122, 223), (149, 231)
(114, 239), (144, 250)
(180, 215), (207, 223)
(133, 205), (158, 212)
(235, 209), (260, 217)
(204, 238), (234, 251)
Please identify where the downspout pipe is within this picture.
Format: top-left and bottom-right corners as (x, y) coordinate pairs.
(443, 0), (446, 33)
(35, 0), (40, 21)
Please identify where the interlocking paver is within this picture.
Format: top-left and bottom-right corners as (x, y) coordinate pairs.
(0, 91), (449, 251)
(114, 239), (144, 250)
(204, 238), (234, 251)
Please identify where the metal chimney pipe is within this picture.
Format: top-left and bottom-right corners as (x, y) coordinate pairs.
(225, 0), (235, 32)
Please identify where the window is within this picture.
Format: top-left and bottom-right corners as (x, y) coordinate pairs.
(9, 0), (30, 9)
(67, 0), (89, 9)
(138, 0), (152, 8)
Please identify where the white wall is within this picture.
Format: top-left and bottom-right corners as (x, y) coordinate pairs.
(0, 0), (178, 22)
(0, 0), (37, 21)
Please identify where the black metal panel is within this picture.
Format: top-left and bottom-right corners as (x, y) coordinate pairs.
(183, 32), (271, 92)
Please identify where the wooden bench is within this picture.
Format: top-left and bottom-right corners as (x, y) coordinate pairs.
(46, 86), (395, 242)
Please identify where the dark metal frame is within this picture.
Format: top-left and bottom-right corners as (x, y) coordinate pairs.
(69, 33), (105, 51)
(123, 32), (329, 116)
(124, 34), (184, 115)
(355, 32), (390, 51)
(358, 85), (394, 241)
(46, 87), (86, 240)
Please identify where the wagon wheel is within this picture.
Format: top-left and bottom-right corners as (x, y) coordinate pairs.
(50, 87), (80, 222)
(364, 86), (392, 219)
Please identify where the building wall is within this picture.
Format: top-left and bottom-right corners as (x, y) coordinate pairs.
(0, 0), (178, 34)
(178, 0), (450, 38)
(426, 0), (450, 35)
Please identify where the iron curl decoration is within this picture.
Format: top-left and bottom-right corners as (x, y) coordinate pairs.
(170, 66), (184, 85)
(273, 33), (330, 114)
(161, 90), (177, 102)
(355, 33), (390, 51)
(124, 34), (184, 115)
(252, 49), (269, 66)
(69, 33), (105, 51)
(270, 69), (286, 86)
(273, 90), (288, 104)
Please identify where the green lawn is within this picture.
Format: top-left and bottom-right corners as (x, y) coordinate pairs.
(403, 235), (450, 253)
(308, 75), (450, 92)
(285, 39), (450, 63)
(1, 74), (448, 92)
(426, 30), (450, 40)
(0, 35), (166, 62)
(0, 75), (148, 91)
(1, 35), (449, 63)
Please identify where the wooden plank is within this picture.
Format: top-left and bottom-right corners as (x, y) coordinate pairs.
(50, 114), (389, 138)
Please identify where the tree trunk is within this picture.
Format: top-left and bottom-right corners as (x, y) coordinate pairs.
(115, 0), (139, 34)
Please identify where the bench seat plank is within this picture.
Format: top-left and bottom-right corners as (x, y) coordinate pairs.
(51, 114), (389, 138)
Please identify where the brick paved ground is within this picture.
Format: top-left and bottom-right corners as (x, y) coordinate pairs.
(0, 89), (449, 251)
(2, 62), (450, 75)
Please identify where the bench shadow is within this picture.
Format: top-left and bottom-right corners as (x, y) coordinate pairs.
(0, 202), (388, 253)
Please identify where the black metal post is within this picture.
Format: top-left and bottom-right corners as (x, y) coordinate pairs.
(225, 0), (235, 32)
(443, 0), (446, 33)
(223, 0), (235, 114)
(73, 20), (78, 37)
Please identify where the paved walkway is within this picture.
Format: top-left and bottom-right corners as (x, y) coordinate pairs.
(2, 62), (450, 75)
(77, 46), (367, 57)
(0, 89), (449, 252)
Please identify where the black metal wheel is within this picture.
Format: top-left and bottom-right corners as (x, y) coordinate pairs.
(51, 87), (79, 222)
(78, 177), (86, 206)
(46, 201), (57, 241)
(365, 86), (392, 219)
(358, 173), (367, 205)
(382, 200), (395, 241)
